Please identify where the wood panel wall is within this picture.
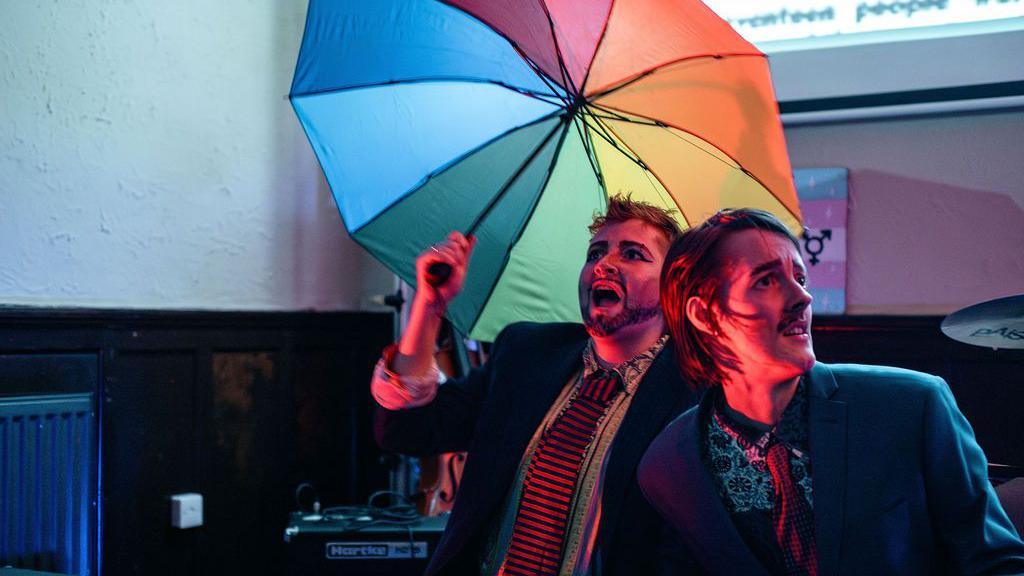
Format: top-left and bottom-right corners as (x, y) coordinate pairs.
(813, 315), (1024, 473)
(0, 309), (393, 575)
(0, 311), (1021, 575)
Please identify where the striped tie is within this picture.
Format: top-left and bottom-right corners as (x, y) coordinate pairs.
(503, 369), (622, 575)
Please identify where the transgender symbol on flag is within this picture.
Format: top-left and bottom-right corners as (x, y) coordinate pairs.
(794, 168), (848, 315)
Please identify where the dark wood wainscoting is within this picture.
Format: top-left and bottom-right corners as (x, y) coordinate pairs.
(1, 311), (1021, 575)
(0, 308), (393, 576)
(813, 316), (1024, 473)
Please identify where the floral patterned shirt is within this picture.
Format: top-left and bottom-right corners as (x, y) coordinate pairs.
(703, 378), (812, 572)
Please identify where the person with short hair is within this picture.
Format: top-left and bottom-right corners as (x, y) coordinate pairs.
(639, 208), (1024, 574)
(373, 196), (698, 575)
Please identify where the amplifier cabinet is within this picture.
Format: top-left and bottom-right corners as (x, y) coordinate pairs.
(284, 512), (446, 575)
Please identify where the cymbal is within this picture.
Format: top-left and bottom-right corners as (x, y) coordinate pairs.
(941, 294), (1024, 349)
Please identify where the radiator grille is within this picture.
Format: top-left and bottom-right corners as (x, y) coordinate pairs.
(0, 393), (93, 575)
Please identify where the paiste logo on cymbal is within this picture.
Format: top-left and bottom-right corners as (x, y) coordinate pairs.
(969, 327), (1024, 341)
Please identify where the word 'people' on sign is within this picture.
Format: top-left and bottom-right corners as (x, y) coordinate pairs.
(707, 0), (1024, 43)
(856, 0), (948, 22)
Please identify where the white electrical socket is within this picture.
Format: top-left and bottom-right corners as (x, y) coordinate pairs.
(171, 493), (204, 529)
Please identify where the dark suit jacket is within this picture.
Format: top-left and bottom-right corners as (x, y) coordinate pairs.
(375, 322), (696, 575)
(638, 362), (1024, 575)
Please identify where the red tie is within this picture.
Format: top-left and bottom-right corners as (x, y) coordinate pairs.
(503, 370), (621, 575)
(765, 441), (818, 575)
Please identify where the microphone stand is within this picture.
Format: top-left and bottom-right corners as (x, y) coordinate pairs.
(379, 282), (420, 503)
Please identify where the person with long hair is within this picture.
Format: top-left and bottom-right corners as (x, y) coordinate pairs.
(639, 208), (1024, 574)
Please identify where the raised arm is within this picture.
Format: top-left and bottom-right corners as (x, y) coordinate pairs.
(371, 232), (475, 410)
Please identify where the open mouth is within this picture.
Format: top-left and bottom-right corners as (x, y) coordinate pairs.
(779, 317), (809, 336)
(591, 281), (624, 308)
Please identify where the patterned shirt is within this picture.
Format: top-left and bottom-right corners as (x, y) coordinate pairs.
(704, 378), (812, 572)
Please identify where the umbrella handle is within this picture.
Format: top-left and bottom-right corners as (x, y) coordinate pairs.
(426, 262), (452, 287)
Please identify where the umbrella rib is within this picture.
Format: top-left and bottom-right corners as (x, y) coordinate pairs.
(464, 115), (568, 238)
(535, 0), (579, 100)
(593, 103), (743, 173)
(585, 120), (610, 207)
(467, 120), (573, 336)
(578, 0), (617, 95)
(289, 76), (564, 107)
(599, 107), (800, 226)
(588, 52), (766, 101)
(581, 110), (630, 159)
(586, 111), (680, 217)
(499, 30), (573, 108)
(586, 124), (646, 175)
(595, 102), (804, 222)
(587, 112), (658, 126)
(584, 103), (662, 127)
(586, 104), (778, 201)
(570, 115), (604, 190)
(579, 114), (605, 185)
(735, 162), (801, 224)
(576, 117), (610, 207)
(640, 168), (680, 222)
(518, 57), (573, 108)
(581, 104), (756, 222)
(584, 113), (681, 214)
(578, 108), (645, 170)
(570, 113), (592, 159)
(599, 120), (694, 227)
(350, 110), (564, 236)
(437, 0), (573, 107)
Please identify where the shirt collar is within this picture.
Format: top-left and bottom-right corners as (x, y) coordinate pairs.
(581, 334), (668, 396)
(712, 376), (809, 455)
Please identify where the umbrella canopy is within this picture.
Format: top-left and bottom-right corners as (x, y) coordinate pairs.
(290, 0), (801, 342)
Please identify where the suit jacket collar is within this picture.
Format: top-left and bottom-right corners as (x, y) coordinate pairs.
(597, 342), (690, 548)
(500, 327), (588, 449)
(806, 362), (847, 575)
(430, 326), (589, 574)
(495, 332), (690, 557)
(666, 363), (848, 574)
(807, 361), (839, 399)
(666, 391), (771, 574)
(438, 328), (696, 574)
(459, 327), (588, 525)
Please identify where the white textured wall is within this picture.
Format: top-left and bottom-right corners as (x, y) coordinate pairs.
(0, 1), (394, 311)
(2, 2), (1020, 316)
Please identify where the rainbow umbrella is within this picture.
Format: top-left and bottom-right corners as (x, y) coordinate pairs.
(290, 0), (801, 342)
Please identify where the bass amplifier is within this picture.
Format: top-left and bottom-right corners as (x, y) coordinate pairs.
(284, 512), (447, 575)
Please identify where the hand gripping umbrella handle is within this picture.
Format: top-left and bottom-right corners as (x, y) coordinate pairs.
(425, 262), (452, 287)
(426, 230), (473, 287)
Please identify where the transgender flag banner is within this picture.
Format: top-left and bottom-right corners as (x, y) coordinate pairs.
(794, 168), (848, 315)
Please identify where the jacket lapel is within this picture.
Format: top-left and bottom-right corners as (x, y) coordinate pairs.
(807, 362), (847, 575)
(496, 332), (587, 457)
(435, 328), (588, 571)
(597, 346), (692, 547)
(667, 396), (770, 575)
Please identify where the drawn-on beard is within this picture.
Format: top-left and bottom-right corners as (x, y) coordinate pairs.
(582, 298), (661, 337)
